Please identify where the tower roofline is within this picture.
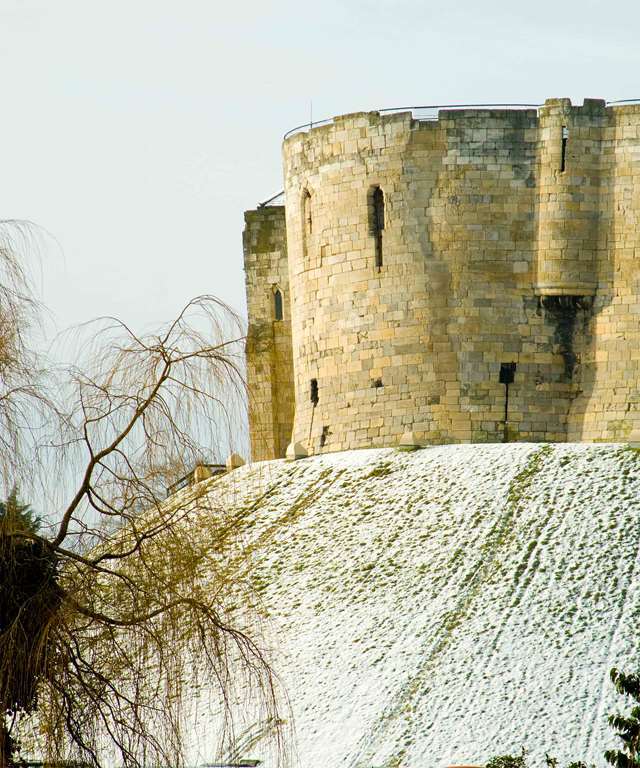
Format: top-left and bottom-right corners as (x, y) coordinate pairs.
(281, 97), (640, 142)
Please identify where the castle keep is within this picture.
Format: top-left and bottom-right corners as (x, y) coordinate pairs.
(243, 98), (640, 461)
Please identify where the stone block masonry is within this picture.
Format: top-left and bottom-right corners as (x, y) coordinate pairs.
(242, 98), (640, 459)
(243, 206), (294, 461)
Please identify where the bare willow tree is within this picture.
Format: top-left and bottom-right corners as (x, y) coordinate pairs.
(0, 222), (59, 490)
(0, 227), (281, 768)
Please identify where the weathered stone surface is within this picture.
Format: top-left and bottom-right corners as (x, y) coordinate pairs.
(285, 441), (308, 461)
(398, 431), (422, 450)
(225, 452), (246, 471)
(243, 206), (294, 461)
(192, 464), (212, 483)
(244, 99), (640, 458)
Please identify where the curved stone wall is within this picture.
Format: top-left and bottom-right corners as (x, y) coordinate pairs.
(283, 112), (446, 452)
(244, 99), (640, 458)
(282, 108), (577, 453)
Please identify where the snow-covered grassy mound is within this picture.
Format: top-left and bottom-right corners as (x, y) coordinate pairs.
(198, 443), (640, 768)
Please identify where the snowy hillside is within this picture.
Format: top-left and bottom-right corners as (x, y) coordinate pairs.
(191, 443), (640, 768)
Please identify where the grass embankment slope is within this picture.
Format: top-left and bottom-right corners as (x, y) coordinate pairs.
(192, 443), (640, 768)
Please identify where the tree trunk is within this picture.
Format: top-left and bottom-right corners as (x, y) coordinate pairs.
(0, 720), (15, 768)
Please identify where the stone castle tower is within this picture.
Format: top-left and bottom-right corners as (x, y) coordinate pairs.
(243, 98), (640, 461)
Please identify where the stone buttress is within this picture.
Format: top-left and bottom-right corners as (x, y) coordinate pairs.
(243, 205), (294, 460)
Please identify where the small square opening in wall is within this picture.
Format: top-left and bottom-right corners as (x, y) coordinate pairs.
(310, 378), (319, 405)
(373, 378), (384, 388)
(499, 362), (517, 385)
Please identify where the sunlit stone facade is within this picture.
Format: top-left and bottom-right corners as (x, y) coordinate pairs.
(244, 98), (640, 460)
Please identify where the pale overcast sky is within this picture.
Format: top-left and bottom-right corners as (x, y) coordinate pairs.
(0, 0), (639, 336)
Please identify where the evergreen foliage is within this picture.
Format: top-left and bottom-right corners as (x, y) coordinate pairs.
(605, 668), (640, 768)
(0, 486), (41, 533)
(484, 749), (590, 768)
(485, 667), (640, 768)
(0, 533), (61, 711)
(0, 487), (60, 767)
(486, 749), (527, 768)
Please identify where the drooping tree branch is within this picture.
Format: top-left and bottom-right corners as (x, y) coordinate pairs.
(0, 236), (282, 768)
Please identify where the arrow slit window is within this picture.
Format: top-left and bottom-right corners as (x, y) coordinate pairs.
(560, 126), (568, 173)
(274, 288), (283, 321)
(370, 186), (385, 269)
(302, 189), (312, 260)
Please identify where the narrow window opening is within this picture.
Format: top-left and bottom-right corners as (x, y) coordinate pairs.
(274, 289), (283, 321)
(310, 378), (319, 406)
(303, 189), (312, 235)
(320, 425), (330, 447)
(373, 378), (383, 388)
(371, 186), (385, 270)
(302, 189), (312, 260)
(560, 126), (568, 173)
